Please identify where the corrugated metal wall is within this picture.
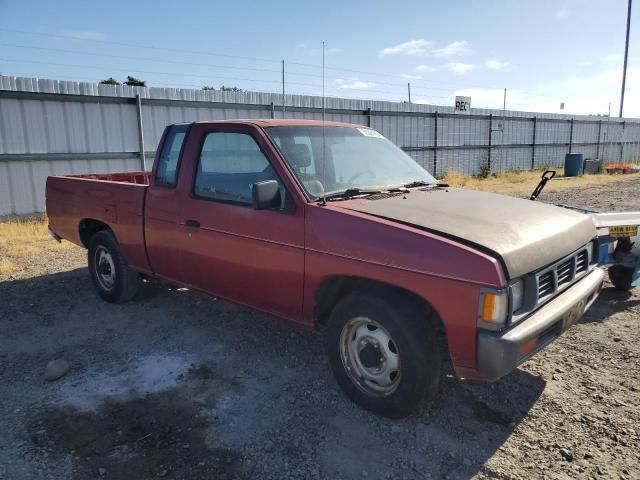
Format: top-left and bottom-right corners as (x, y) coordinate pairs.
(1, 75), (639, 215)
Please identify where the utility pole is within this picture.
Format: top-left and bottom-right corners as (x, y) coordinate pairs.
(619, 0), (633, 117)
(407, 83), (412, 103)
(503, 88), (507, 112)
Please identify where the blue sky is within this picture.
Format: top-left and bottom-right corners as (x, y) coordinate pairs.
(0, 0), (638, 116)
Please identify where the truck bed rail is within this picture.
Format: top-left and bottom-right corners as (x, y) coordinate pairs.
(65, 171), (151, 185)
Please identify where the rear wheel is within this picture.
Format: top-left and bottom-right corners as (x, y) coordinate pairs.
(324, 292), (441, 418)
(608, 265), (634, 291)
(88, 230), (140, 303)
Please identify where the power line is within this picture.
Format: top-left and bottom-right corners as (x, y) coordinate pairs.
(0, 27), (569, 99)
(0, 43), (287, 75)
(1, 58), (454, 99)
(0, 28), (280, 64)
(0, 58), (324, 88)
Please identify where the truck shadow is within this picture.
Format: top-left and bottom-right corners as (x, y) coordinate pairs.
(579, 287), (640, 324)
(2, 269), (545, 480)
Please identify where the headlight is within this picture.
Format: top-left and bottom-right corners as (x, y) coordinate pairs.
(477, 289), (509, 331)
(511, 280), (524, 313)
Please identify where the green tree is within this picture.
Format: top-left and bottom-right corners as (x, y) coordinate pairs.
(202, 86), (216, 91)
(123, 76), (146, 87)
(99, 77), (120, 85)
(220, 85), (243, 92)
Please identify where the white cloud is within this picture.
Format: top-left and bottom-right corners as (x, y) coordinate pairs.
(578, 60), (593, 67)
(60, 30), (107, 41)
(380, 39), (432, 56)
(485, 59), (512, 71)
(446, 63), (476, 75)
(452, 75), (640, 117)
(335, 78), (375, 90)
(400, 73), (422, 80)
(555, 8), (570, 18)
(415, 64), (436, 72)
(434, 41), (470, 57)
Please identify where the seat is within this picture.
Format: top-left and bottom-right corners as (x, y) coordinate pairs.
(282, 144), (325, 197)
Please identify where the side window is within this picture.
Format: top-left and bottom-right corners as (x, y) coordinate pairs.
(194, 132), (277, 205)
(155, 124), (189, 187)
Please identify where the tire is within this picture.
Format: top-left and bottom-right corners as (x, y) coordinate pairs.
(323, 292), (441, 418)
(608, 265), (634, 291)
(87, 230), (140, 303)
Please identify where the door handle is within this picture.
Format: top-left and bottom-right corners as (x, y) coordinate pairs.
(185, 219), (201, 228)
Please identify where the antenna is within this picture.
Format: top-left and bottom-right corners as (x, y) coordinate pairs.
(320, 40), (327, 206)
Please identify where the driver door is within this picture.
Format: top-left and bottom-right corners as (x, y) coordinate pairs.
(178, 123), (305, 321)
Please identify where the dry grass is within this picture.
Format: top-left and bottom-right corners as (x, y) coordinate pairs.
(441, 169), (640, 196)
(0, 258), (16, 275)
(0, 215), (73, 275)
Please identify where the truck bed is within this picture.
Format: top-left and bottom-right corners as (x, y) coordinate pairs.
(46, 171), (152, 273)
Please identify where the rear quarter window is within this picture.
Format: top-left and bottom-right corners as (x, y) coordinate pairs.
(155, 124), (190, 188)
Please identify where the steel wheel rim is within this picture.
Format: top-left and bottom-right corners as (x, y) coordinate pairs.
(339, 317), (401, 397)
(94, 246), (115, 291)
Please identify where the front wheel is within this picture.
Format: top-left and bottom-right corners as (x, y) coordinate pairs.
(87, 230), (140, 303)
(324, 292), (441, 418)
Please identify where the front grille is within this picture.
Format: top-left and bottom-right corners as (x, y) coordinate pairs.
(537, 271), (555, 298)
(575, 250), (588, 273)
(557, 258), (574, 286)
(535, 245), (591, 303)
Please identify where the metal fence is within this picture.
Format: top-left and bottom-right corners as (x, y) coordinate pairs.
(1, 75), (639, 215)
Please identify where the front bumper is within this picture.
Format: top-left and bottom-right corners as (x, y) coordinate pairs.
(477, 267), (604, 380)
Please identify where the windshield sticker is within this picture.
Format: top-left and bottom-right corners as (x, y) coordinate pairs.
(357, 128), (384, 139)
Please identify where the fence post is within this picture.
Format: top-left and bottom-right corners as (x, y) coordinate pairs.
(596, 119), (602, 159)
(366, 107), (372, 127)
(433, 111), (438, 177)
(568, 118), (574, 153)
(270, 102), (275, 119)
(619, 121), (626, 162)
(531, 116), (537, 169)
(135, 94), (146, 171)
(487, 113), (493, 171)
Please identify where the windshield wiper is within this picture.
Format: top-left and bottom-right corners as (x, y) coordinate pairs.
(323, 188), (382, 201)
(402, 180), (449, 188)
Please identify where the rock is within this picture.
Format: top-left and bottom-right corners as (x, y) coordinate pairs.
(157, 470), (168, 477)
(98, 467), (106, 476)
(559, 448), (573, 462)
(44, 359), (70, 381)
(613, 337), (622, 342)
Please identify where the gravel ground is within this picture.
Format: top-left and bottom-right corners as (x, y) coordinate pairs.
(1, 178), (639, 480)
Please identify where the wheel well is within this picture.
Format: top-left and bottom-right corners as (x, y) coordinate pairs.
(314, 276), (452, 370)
(79, 219), (111, 247)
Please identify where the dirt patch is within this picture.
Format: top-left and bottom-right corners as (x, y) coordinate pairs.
(30, 387), (243, 480)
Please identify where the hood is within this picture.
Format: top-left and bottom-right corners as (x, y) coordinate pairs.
(340, 188), (596, 279)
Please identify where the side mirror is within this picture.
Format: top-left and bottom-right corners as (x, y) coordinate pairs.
(252, 180), (281, 210)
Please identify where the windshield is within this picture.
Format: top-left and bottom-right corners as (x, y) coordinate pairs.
(265, 126), (437, 199)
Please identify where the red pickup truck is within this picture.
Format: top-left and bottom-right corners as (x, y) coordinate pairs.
(46, 119), (604, 417)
